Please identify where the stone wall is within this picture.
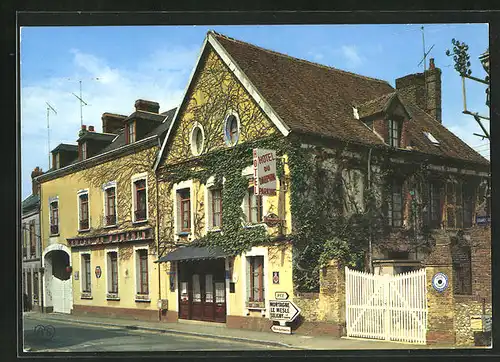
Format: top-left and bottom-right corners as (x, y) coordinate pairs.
(454, 296), (492, 346)
(293, 292), (320, 321)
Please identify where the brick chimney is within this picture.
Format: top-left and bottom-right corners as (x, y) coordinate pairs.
(88, 125), (95, 132)
(134, 99), (160, 113)
(102, 113), (127, 134)
(31, 166), (43, 195)
(395, 58), (442, 123)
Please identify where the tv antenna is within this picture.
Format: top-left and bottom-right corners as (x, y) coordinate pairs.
(417, 26), (435, 109)
(72, 80), (92, 127)
(45, 102), (57, 169)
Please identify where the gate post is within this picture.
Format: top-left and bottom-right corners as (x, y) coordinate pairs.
(384, 274), (390, 341)
(424, 234), (456, 345)
(319, 259), (346, 337)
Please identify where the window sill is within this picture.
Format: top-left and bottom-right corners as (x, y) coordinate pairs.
(208, 228), (222, 233)
(81, 293), (93, 300)
(177, 231), (191, 237)
(246, 302), (265, 309)
(135, 296), (151, 303)
(106, 294), (120, 301)
(78, 228), (91, 233)
(103, 224), (118, 229)
(132, 220), (148, 225)
(243, 224), (265, 229)
(49, 234), (60, 237)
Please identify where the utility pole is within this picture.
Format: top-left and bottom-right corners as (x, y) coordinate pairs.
(45, 102), (57, 169)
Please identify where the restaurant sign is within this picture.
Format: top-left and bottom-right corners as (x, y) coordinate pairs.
(253, 148), (277, 196)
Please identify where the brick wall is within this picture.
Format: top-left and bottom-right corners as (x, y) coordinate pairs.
(72, 304), (159, 322)
(469, 226), (491, 302)
(454, 297), (492, 346)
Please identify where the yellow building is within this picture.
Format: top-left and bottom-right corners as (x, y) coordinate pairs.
(36, 100), (176, 319)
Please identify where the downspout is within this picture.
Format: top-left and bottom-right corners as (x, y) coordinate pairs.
(39, 183), (45, 313)
(155, 141), (162, 321)
(367, 148), (373, 274)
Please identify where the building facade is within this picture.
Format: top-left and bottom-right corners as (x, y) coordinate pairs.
(22, 167), (44, 311)
(36, 100), (176, 318)
(153, 31), (491, 335)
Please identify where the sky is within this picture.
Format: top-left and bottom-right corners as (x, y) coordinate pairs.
(20, 24), (490, 200)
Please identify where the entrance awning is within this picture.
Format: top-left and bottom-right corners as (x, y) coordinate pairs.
(155, 246), (229, 263)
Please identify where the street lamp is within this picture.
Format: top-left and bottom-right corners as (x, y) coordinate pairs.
(479, 49), (490, 108)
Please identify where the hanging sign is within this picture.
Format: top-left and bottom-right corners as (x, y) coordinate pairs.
(253, 148), (277, 196)
(431, 272), (448, 293)
(272, 271), (280, 284)
(263, 213), (281, 227)
(95, 266), (102, 279)
(269, 300), (301, 322)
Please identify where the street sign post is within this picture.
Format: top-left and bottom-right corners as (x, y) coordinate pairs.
(275, 292), (289, 300)
(269, 300), (301, 323)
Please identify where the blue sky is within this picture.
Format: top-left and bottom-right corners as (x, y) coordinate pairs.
(20, 24), (490, 199)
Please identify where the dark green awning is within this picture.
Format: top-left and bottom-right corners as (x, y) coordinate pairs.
(155, 246), (229, 263)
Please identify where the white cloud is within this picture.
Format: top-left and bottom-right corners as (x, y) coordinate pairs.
(21, 45), (198, 199)
(341, 45), (363, 68)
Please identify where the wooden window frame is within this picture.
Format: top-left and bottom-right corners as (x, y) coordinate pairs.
(29, 221), (36, 258)
(138, 249), (149, 295)
(248, 256), (264, 303)
(105, 187), (117, 226)
(388, 119), (401, 148)
(82, 254), (91, 293)
(179, 189), (191, 232)
(248, 187), (263, 224)
(126, 121), (136, 144)
(134, 180), (147, 222)
(49, 201), (59, 235)
(22, 222), (27, 258)
(81, 142), (87, 160)
(388, 180), (403, 227)
(79, 193), (89, 230)
(108, 252), (118, 294)
(446, 181), (474, 229)
(211, 188), (222, 229)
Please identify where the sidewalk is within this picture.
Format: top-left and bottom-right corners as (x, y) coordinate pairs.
(23, 311), (429, 350)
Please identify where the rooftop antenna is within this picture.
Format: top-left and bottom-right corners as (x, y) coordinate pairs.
(71, 80), (91, 127)
(45, 102), (57, 169)
(417, 26), (435, 109)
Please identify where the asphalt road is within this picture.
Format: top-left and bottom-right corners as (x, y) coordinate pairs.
(23, 316), (283, 352)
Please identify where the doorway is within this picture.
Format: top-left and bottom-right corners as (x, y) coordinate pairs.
(178, 259), (226, 323)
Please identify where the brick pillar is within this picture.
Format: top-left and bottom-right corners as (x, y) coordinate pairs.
(318, 259), (345, 336)
(425, 231), (456, 345)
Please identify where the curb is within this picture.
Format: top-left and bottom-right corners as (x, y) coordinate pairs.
(25, 314), (298, 350)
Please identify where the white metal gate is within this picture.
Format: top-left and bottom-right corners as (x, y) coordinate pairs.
(51, 276), (72, 314)
(345, 267), (427, 344)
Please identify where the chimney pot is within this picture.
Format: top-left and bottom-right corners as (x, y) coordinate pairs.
(429, 58), (435, 70)
(89, 125), (95, 132)
(82, 125), (87, 130)
(134, 99), (160, 113)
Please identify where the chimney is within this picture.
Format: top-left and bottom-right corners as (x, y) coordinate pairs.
(102, 113), (127, 134)
(134, 99), (160, 113)
(395, 58), (442, 123)
(88, 125), (95, 132)
(31, 166), (43, 195)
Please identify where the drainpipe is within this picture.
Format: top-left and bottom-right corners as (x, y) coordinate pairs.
(367, 148), (373, 274)
(39, 185), (45, 313)
(155, 159), (162, 321)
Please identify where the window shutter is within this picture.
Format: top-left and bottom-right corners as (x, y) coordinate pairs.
(246, 257), (251, 302)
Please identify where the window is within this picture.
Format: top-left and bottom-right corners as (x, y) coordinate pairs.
(134, 179), (147, 222)
(33, 272), (39, 301)
(224, 114), (240, 146)
(29, 221), (36, 258)
(126, 121), (136, 144)
(178, 189), (191, 231)
(247, 256), (264, 303)
(105, 187), (117, 226)
(211, 188), (222, 229)
(190, 124), (205, 156)
(446, 181), (475, 229)
(81, 142), (87, 160)
(82, 254), (91, 293)
(423, 181), (442, 229)
(452, 246), (472, 295)
(388, 180), (403, 227)
(78, 192), (89, 230)
(107, 252), (118, 294)
(22, 223), (27, 258)
(137, 249), (149, 295)
(49, 201), (59, 235)
(246, 186), (263, 224)
(388, 119), (401, 148)
(55, 153), (60, 169)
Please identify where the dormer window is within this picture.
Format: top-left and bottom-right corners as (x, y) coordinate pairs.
(388, 119), (401, 148)
(55, 153), (60, 169)
(424, 131), (440, 145)
(126, 121), (136, 144)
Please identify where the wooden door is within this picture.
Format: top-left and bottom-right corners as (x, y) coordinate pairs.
(202, 274), (215, 321)
(214, 281), (226, 322)
(178, 281), (190, 320)
(191, 274), (203, 320)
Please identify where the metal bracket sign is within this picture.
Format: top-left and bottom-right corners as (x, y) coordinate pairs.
(275, 292), (289, 300)
(271, 325), (291, 334)
(269, 300), (301, 322)
(483, 315), (492, 332)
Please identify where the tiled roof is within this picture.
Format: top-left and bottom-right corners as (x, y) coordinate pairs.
(212, 32), (488, 166)
(51, 143), (78, 153)
(22, 194), (40, 213)
(356, 92), (397, 119)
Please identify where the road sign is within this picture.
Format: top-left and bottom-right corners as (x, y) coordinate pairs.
(483, 315), (492, 332)
(275, 292), (289, 300)
(431, 272), (448, 293)
(271, 325), (291, 334)
(269, 300), (301, 322)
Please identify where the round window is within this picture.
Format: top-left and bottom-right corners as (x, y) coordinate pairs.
(190, 124), (205, 156)
(224, 114), (240, 146)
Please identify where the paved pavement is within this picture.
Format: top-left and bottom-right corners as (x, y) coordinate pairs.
(23, 311), (436, 351)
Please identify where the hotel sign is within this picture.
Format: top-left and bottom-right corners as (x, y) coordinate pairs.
(253, 149), (277, 196)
